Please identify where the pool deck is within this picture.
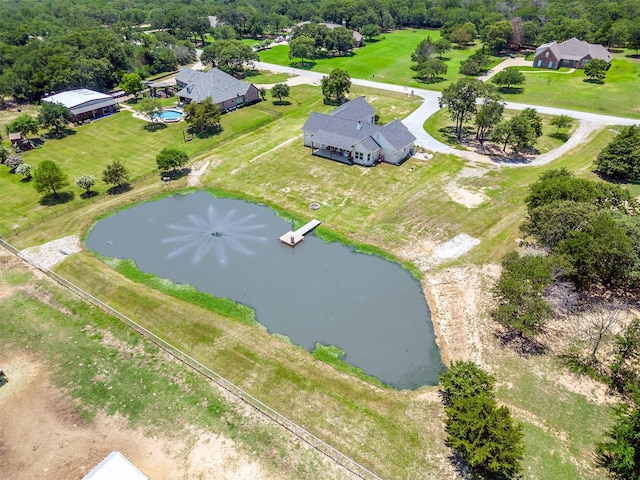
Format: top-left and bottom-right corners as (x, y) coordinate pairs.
(279, 219), (322, 247)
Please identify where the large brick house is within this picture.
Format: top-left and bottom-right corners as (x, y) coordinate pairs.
(533, 38), (612, 70)
(302, 96), (416, 166)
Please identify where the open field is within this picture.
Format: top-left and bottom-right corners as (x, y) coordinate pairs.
(0, 81), (625, 478)
(257, 29), (501, 91)
(500, 59), (640, 119)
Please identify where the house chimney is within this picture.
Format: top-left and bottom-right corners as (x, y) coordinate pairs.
(356, 120), (362, 130)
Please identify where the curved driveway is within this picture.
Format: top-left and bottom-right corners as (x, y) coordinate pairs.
(254, 61), (639, 164)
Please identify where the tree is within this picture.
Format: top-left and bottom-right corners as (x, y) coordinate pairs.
(412, 37), (436, 64)
(439, 77), (488, 141)
(475, 94), (504, 144)
(490, 69), (526, 91)
(550, 114), (574, 134)
(440, 361), (525, 479)
(596, 395), (640, 480)
(119, 72), (144, 98)
(434, 38), (451, 59)
(75, 174), (95, 195)
(595, 125), (640, 182)
(183, 98), (222, 134)
(270, 83), (290, 104)
(584, 58), (608, 83)
(459, 51), (492, 76)
(482, 20), (514, 53)
(327, 27), (355, 55)
(6, 114), (39, 139)
(156, 147), (189, 173)
(258, 87), (267, 101)
(360, 24), (380, 41)
(493, 251), (559, 335)
(288, 36), (315, 66)
(492, 109), (542, 153)
(33, 160), (69, 199)
(5, 155), (23, 172)
(200, 40), (258, 74)
(15, 162), (31, 179)
(38, 101), (72, 136)
(412, 58), (448, 83)
(102, 160), (130, 189)
(0, 145), (10, 164)
(138, 97), (162, 120)
(321, 68), (351, 104)
(447, 22), (478, 48)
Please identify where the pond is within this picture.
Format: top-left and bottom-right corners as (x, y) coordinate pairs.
(86, 191), (444, 389)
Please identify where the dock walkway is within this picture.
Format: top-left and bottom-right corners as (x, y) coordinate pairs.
(279, 219), (322, 247)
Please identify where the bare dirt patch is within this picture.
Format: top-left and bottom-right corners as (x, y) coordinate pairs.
(21, 235), (82, 270)
(0, 351), (270, 480)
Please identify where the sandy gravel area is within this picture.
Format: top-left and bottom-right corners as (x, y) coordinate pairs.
(21, 235), (82, 270)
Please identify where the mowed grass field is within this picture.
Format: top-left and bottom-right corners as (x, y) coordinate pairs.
(499, 59), (640, 118)
(0, 82), (622, 479)
(257, 28), (501, 91)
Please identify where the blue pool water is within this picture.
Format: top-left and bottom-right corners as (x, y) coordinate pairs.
(156, 109), (183, 121)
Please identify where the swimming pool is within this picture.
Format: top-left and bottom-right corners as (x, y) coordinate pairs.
(155, 109), (183, 122)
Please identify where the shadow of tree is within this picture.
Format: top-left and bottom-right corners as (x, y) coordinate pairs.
(438, 126), (475, 145)
(271, 100), (292, 106)
(142, 122), (168, 132)
(494, 328), (548, 356)
(415, 76), (446, 85)
(289, 61), (317, 70)
(80, 190), (99, 199)
(20, 177), (32, 183)
(107, 183), (132, 195)
(550, 132), (569, 142)
(39, 191), (74, 206)
(583, 78), (605, 84)
(498, 86), (524, 94)
(159, 168), (190, 181)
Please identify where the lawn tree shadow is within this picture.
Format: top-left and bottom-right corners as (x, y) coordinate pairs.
(447, 452), (473, 480)
(142, 122), (168, 132)
(289, 61), (316, 70)
(80, 190), (99, 199)
(498, 86), (524, 94)
(20, 177), (32, 183)
(583, 78), (604, 84)
(438, 126), (475, 145)
(39, 191), (74, 206)
(271, 100), (291, 106)
(159, 167), (190, 181)
(415, 76), (446, 85)
(494, 328), (548, 356)
(550, 132), (569, 142)
(194, 127), (222, 140)
(107, 183), (132, 195)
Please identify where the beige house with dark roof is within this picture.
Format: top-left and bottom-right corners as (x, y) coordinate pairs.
(533, 38), (612, 70)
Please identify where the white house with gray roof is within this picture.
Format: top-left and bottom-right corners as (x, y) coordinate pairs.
(533, 38), (612, 70)
(302, 96), (416, 166)
(175, 67), (259, 111)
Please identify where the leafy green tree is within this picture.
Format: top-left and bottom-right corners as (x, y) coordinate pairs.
(447, 22), (478, 48)
(200, 40), (258, 74)
(288, 36), (315, 67)
(33, 160), (69, 199)
(412, 37), (436, 64)
(321, 68), (351, 104)
(138, 97), (162, 120)
(184, 98), (222, 134)
(156, 147), (189, 173)
(584, 58), (609, 83)
(595, 125), (640, 182)
(412, 58), (448, 83)
(15, 162), (31, 179)
(434, 38), (452, 59)
(327, 27), (355, 55)
(270, 83), (290, 104)
(550, 114), (574, 134)
(360, 24), (380, 41)
(610, 317), (640, 395)
(102, 160), (130, 189)
(492, 109), (542, 153)
(490, 69), (526, 91)
(475, 93), (504, 144)
(119, 72), (144, 98)
(0, 145), (10, 164)
(459, 50), (492, 76)
(258, 87), (267, 102)
(75, 174), (95, 195)
(596, 395), (640, 480)
(482, 20), (514, 53)
(38, 101), (72, 136)
(493, 252), (559, 335)
(6, 114), (39, 138)
(439, 77), (488, 141)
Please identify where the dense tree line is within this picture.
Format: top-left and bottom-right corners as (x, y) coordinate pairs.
(2, 0), (640, 103)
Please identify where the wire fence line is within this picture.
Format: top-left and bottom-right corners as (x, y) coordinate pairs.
(0, 238), (383, 480)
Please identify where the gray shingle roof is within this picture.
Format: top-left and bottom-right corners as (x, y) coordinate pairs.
(302, 98), (415, 152)
(536, 38), (612, 63)
(176, 67), (254, 104)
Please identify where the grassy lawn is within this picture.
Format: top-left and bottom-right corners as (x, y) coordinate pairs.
(499, 59), (640, 118)
(0, 80), (625, 479)
(424, 108), (577, 153)
(258, 29), (500, 91)
(244, 69), (292, 84)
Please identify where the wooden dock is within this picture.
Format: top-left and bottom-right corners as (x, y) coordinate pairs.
(279, 219), (322, 247)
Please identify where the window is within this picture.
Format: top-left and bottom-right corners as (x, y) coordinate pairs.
(367, 153), (371, 161)
(547, 61), (554, 68)
(354, 152), (363, 160)
(536, 60), (542, 67)
(544, 51), (549, 58)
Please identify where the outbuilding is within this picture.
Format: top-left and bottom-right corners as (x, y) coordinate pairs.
(42, 89), (117, 122)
